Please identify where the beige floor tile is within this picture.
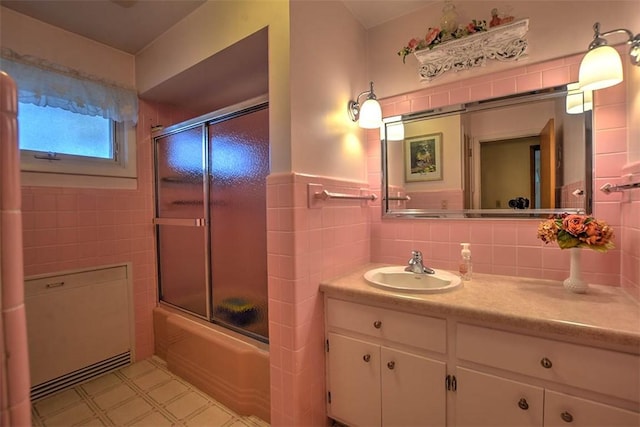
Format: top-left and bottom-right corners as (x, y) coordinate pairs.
(30, 357), (271, 427)
(77, 416), (107, 426)
(225, 419), (254, 427)
(92, 383), (137, 410)
(80, 373), (123, 396)
(165, 391), (210, 420)
(41, 402), (96, 427)
(184, 405), (236, 427)
(147, 378), (190, 404)
(118, 360), (156, 379)
(131, 368), (172, 391)
(244, 415), (270, 426)
(105, 397), (154, 425)
(128, 410), (176, 427)
(33, 389), (83, 418)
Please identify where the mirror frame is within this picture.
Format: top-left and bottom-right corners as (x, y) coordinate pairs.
(381, 85), (593, 219)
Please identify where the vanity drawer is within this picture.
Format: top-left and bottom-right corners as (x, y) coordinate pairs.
(456, 323), (640, 402)
(544, 389), (640, 427)
(326, 298), (446, 353)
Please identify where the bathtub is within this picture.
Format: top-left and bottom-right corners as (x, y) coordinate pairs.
(153, 306), (270, 422)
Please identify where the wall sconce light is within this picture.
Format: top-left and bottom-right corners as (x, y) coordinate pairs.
(566, 82), (593, 114)
(348, 81), (382, 129)
(578, 22), (640, 91)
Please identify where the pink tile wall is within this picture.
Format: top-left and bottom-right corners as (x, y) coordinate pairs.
(267, 173), (370, 426)
(1, 70), (31, 427)
(620, 162), (640, 300)
(20, 100), (192, 361)
(370, 51), (629, 287)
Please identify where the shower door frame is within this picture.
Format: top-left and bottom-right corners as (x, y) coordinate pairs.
(152, 95), (269, 341)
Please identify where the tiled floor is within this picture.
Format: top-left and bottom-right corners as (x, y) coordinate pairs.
(31, 356), (270, 427)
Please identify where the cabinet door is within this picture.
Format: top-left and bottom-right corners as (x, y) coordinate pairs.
(544, 390), (640, 427)
(327, 332), (381, 426)
(456, 367), (544, 427)
(381, 347), (446, 427)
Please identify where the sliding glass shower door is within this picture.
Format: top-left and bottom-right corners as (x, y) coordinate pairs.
(155, 126), (209, 317)
(154, 99), (269, 341)
(208, 108), (269, 339)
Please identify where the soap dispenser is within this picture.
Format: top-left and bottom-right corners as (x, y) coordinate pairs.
(459, 243), (472, 281)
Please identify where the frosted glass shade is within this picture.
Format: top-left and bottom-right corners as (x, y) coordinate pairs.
(358, 98), (382, 129)
(579, 46), (623, 91)
(566, 83), (593, 114)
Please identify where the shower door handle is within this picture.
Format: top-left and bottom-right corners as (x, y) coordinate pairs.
(153, 218), (207, 227)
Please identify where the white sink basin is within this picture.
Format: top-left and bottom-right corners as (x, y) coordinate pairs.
(364, 266), (462, 294)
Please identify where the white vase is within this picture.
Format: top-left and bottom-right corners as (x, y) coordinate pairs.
(563, 248), (589, 293)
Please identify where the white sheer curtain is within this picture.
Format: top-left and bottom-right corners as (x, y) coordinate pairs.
(0, 47), (138, 124)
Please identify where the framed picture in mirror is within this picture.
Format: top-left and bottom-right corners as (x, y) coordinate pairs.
(404, 132), (443, 182)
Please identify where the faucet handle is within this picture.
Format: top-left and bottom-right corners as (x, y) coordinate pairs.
(410, 250), (423, 261)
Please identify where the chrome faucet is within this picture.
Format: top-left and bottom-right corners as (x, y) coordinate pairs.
(405, 250), (435, 274)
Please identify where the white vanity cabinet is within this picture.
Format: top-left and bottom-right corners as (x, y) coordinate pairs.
(324, 298), (640, 427)
(325, 298), (448, 427)
(455, 323), (640, 427)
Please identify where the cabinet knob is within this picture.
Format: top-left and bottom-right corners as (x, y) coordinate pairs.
(517, 398), (529, 410)
(373, 320), (382, 329)
(363, 354), (371, 363)
(561, 411), (574, 423)
(387, 361), (395, 370)
(540, 357), (553, 369)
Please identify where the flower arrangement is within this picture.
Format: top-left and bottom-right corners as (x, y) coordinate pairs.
(537, 213), (614, 252)
(397, 19), (488, 63)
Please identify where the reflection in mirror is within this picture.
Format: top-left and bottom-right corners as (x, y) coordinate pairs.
(382, 86), (593, 219)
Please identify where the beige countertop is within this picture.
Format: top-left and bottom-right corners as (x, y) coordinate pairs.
(320, 264), (640, 351)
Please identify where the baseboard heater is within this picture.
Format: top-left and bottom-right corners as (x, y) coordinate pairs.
(25, 264), (134, 401)
(30, 351), (131, 401)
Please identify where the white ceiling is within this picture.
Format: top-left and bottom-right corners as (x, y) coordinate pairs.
(1, 0), (435, 55)
(0, 0), (434, 114)
(0, 0), (207, 54)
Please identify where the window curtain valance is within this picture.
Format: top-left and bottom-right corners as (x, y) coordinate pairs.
(0, 47), (138, 124)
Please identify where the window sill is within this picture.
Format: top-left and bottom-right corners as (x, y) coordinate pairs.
(21, 171), (137, 190)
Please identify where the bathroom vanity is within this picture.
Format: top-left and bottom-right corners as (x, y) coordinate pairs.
(320, 266), (640, 427)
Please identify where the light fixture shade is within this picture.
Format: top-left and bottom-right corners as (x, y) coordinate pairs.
(579, 45), (623, 91)
(566, 83), (593, 114)
(358, 98), (382, 129)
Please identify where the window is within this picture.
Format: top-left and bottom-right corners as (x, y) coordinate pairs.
(19, 103), (136, 181)
(19, 103), (114, 160)
(2, 47), (138, 187)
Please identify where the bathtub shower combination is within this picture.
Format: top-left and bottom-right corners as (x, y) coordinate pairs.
(153, 96), (269, 343)
(152, 96), (271, 421)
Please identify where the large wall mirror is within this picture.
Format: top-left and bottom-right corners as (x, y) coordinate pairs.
(382, 85), (593, 219)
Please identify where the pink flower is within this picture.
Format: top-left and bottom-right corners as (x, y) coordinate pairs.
(424, 28), (440, 45)
(466, 23), (477, 33)
(407, 38), (420, 49)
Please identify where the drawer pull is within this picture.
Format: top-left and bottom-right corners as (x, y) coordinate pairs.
(518, 398), (529, 410)
(387, 361), (395, 370)
(45, 281), (65, 289)
(561, 411), (573, 423)
(540, 357), (553, 369)
(373, 320), (382, 329)
(363, 354), (371, 363)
